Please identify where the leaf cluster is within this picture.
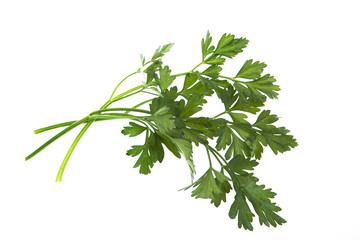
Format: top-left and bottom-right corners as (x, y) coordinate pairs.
(120, 31), (297, 230)
(27, 31), (297, 231)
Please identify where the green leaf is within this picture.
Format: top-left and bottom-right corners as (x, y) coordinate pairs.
(231, 122), (255, 141)
(214, 125), (252, 160)
(191, 169), (222, 199)
(229, 173), (286, 230)
(250, 137), (264, 159)
(126, 132), (166, 175)
(254, 110), (279, 129)
(227, 155), (258, 174)
(156, 65), (176, 92)
(229, 113), (249, 124)
(214, 126), (232, 151)
(149, 96), (176, 134)
(181, 73), (198, 93)
(233, 82), (251, 108)
(150, 108), (175, 134)
(212, 169), (232, 207)
(224, 132), (252, 160)
(230, 96), (263, 114)
(254, 110), (298, 154)
(140, 54), (146, 66)
(171, 138), (195, 180)
(229, 189), (255, 231)
(148, 133), (165, 163)
(181, 80), (214, 98)
(205, 56), (226, 65)
(184, 117), (215, 139)
(121, 122), (147, 137)
(214, 33), (249, 58)
(201, 31), (215, 60)
(197, 75), (230, 98)
(185, 168), (231, 207)
(202, 65), (222, 78)
(244, 74), (280, 100)
(144, 60), (163, 84)
(242, 176), (286, 227)
(179, 94), (205, 119)
(220, 85), (237, 110)
(126, 145), (143, 157)
(156, 132), (181, 158)
(182, 128), (208, 146)
(132, 148), (153, 174)
(236, 59), (267, 79)
(152, 43), (174, 60)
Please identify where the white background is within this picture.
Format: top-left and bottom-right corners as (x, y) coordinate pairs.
(1, 0), (359, 239)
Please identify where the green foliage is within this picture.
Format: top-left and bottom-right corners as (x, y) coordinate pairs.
(27, 31), (297, 231)
(229, 174), (286, 230)
(214, 33), (249, 58)
(157, 65), (176, 92)
(183, 168), (232, 207)
(152, 43), (174, 60)
(236, 59), (267, 79)
(126, 131), (164, 174)
(121, 122), (147, 137)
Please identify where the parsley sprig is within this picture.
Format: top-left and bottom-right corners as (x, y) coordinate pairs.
(26, 31), (297, 230)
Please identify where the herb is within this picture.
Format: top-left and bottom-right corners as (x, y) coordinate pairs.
(26, 31), (297, 230)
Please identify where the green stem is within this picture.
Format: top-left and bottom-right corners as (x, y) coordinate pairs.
(54, 81), (149, 181)
(219, 75), (235, 81)
(111, 84), (144, 102)
(54, 112), (142, 181)
(190, 61), (204, 72)
(172, 72), (188, 78)
(205, 145), (213, 168)
(34, 121), (77, 134)
(142, 90), (160, 97)
(208, 147), (226, 168)
(125, 99), (152, 114)
(212, 110), (228, 119)
(208, 146), (241, 188)
(89, 114), (144, 121)
(171, 61), (204, 78)
(56, 121), (93, 182)
(109, 70), (140, 99)
(218, 75), (246, 83)
(91, 107), (150, 115)
(25, 117), (90, 161)
(33, 117), (130, 134)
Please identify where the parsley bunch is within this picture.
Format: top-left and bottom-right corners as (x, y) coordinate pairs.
(26, 32), (297, 230)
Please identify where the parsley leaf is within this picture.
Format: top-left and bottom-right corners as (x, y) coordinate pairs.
(214, 33), (249, 58)
(244, 74), (280, 100)
(229, 188), (255, 230)
(152, 43), (174, 60)
(126, 131), (164, 174)
(227, 155), (258, 174)
(214, 125), (252, 160)
(202, 65), (222, 78)
(236, 59), (267, 79)
(121, 122), (147, 137)
(201, 31), (215, 60)
(184, 168), (231, 207)
(157, 65), (176, 92)
(178, 94), (205, 119)
(171, 137), (195, 180)
(229, 174), (286, 230)
(253, 110), (298, 155)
